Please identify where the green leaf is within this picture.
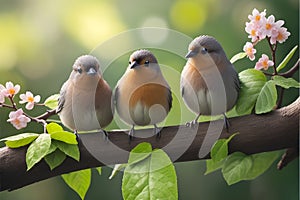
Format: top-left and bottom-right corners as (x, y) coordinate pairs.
(50, 131), (77, 144)
(109, 164), (127, 179)
(0, 133), (39, 148)
(53, 140), (80, 161)
(273, 75), (300, 89)
(122, 143), (178, 200)
(47, 142), (58, 155)
(255, 80), (277, 114)
(205, 159), (224, 175)
(277, 45), (298, 72)
(222, 152), (253, 185)
(62, 169), (91, 200)
(230, 52), (247, 64)
(128, 142), (152, 165)
(245, 151), (280, 180)
(235, 69), (267, 115)
(44, 94), (60, 109)
(46, 122), (64, 133)
(26, 134), (51, 171)
(210, 133), (238, 162)
(45, 149), (66, 170)
(95, 167), (102, 175)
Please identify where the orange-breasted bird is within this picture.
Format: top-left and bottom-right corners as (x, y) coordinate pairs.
(180, 35), (240, 127)
(57, 55), (113, 134)
(114, 49), (172, 138)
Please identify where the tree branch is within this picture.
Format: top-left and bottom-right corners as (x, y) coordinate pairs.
(0, 97), (299, 192)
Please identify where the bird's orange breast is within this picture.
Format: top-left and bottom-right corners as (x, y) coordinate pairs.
(183, 63), (207, 92)
(129, 83), (170, 111)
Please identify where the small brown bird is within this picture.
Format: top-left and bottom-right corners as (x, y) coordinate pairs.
(57, 55), (113, 133)
(180, 35), (240, 127)
(115, 49), (172, 138)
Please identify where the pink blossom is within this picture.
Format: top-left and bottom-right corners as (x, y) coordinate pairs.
(248, 8), (266, 25)
(270, 27), (291, 44)
(7, 108), (31, 130)
(243, 42), (257, 61)
(19, 91), (41, 110)
(2, 81), (20, 98)
(0, 84), (5, 103)
(255, 54), (274, 70)
(245, 22), (259, 42)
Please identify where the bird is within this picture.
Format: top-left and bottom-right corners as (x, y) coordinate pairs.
(180, 35), (240, 128)
(57, 55), (113, 135)
(114, 49), (172, 139)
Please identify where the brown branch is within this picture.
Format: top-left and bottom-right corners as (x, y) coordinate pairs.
(0, 97), (299, 191)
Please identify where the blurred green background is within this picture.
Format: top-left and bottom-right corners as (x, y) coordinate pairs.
(0, 0), (298, 199)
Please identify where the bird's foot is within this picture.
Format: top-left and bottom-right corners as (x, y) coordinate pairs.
(223, 113), (230, 132)
(128, 126), (135, 143)
(185, 119), (198, 128)
(154, 124), (162, 140)
(100, 129), (109, 141)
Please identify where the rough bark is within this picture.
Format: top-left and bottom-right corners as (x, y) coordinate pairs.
(0, 97), (299, 191)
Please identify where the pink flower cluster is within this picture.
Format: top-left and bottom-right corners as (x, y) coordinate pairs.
(7, 109), (31, 130)
(243, 8), (290, 71)
(0, 81), (41, 130)
(245, 8), (290, 44)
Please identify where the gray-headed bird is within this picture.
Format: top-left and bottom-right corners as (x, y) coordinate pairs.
(115, 49), (172, 138)
(180, 35), (240, 128)
(57, 55), (113, 134)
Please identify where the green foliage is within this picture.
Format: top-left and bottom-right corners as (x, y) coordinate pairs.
(44, 94), (60, 109)
(62, 169), (91, 200)
(210, 133), (238, 162)
(222, 152), (253, 185)
(222, 151), (280, 185)
(206, 136), (280, 185)
(122, 142), (178, 200)
(52, 140), (80, 161)
(26, 133), (51, 170)
(276, 45), (298, 72)
(272, 75), (300, 89)
(45, 149), (67, 170)
(235, 69), (267, 115)
(109, 164), (127, 180)
(255, 80), (277, 114)
(0, 133), (39, 148)
(95, 167), (102, 175)
(230, 52), (247, 64)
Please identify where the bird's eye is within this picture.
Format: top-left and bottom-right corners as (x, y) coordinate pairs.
(129, 61), (131, 64)
(76, 68), (82, 74)
(144, 60), (150, 66)
(201, 47), (208, 54)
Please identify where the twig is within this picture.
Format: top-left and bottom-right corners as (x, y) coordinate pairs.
(280, 58), (300, 78)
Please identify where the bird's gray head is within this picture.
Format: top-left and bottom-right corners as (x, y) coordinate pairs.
(128, 49), (159, 70)
(185, 35), (229, 66)
(72, 55), (100, 76)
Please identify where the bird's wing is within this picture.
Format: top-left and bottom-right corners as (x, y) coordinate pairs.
(167, 87), (173, 110)
(56, 81), (68, 113)
(113, 86), (119, 108)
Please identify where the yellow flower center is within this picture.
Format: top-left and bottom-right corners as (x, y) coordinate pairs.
(27, 96), (34, 103)
(14, 119), (20, 125)
(277, 32), (283, 41)
(262, 60), (268, 69)
(8, 88), (15, 95)
(255, 15), (261, 21)
(251, 29), (256, 36)
(246, 47), (252, 54)
(265, 23), (272, 30)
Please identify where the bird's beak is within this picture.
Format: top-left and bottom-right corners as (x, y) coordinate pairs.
(185, 50), (197, 58)
(130, 61), (138, 69)
(87, 67), (97, 75)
